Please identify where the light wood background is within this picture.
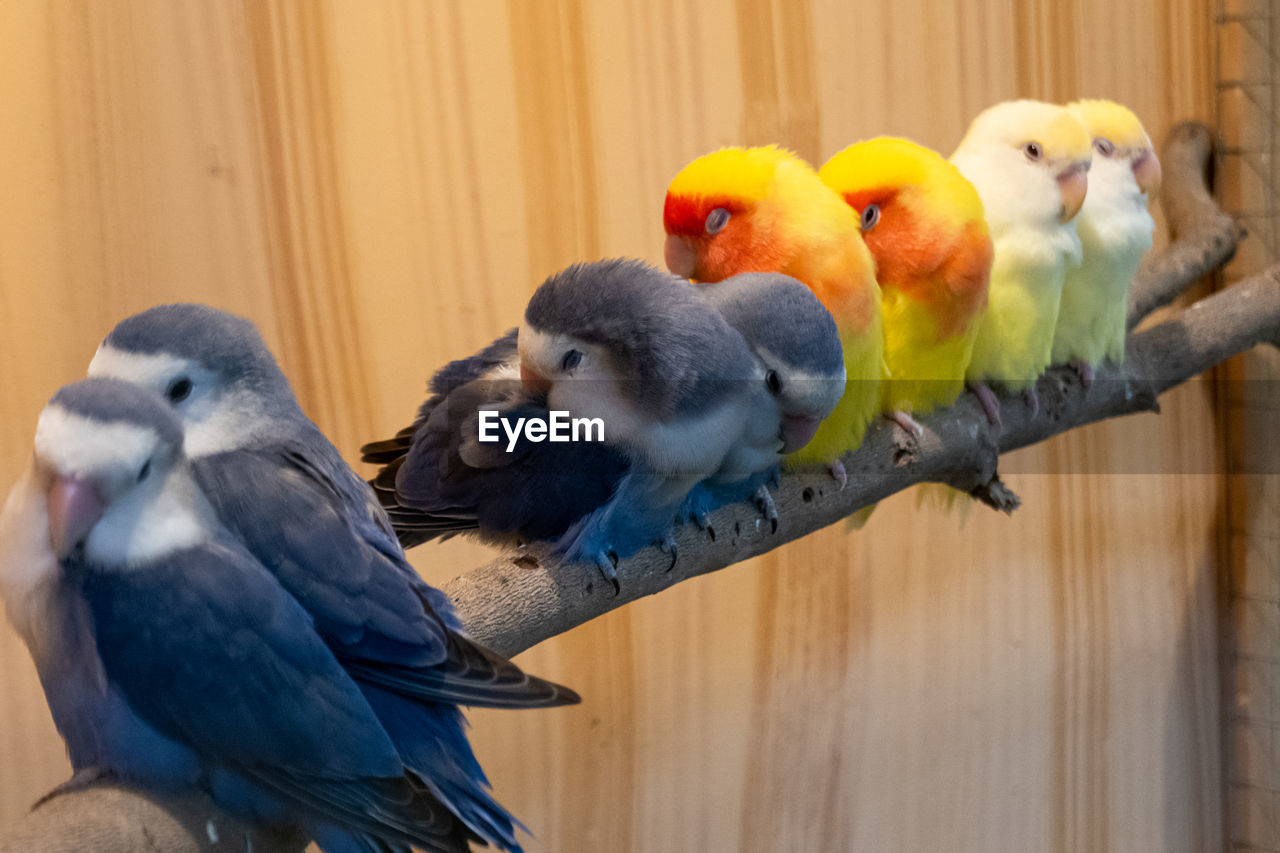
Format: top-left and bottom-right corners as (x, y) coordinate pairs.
(0, 1), (1241, 851)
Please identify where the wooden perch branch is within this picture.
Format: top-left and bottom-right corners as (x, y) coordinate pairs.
(0, 782), (306, 852)
(2, 120), (1266, 851)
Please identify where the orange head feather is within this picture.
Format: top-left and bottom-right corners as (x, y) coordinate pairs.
(819, 137), (992, 339)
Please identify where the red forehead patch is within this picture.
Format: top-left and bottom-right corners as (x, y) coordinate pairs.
(663, 194), (747, 235)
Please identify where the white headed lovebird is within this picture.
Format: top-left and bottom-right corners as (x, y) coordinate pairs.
(950, 99), (1093, 423)
(1051, 99), (1160, 384)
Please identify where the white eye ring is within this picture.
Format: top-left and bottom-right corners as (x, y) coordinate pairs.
(1022, 140), (1043, 161)
(861, 204), (881, 231)
(705, 207), (731, 235)
(1094, 137), (1116, 157)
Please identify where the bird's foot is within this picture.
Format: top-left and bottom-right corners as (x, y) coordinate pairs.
(968, 381), (1002, 428)
(827, 460), (848, 490)
(678, 483), (717, 541)
(592, 551), (621, 596)
(754, 485), (779, 534)
(888, 409), (924, 438)
(1069, 359), (1096, 390)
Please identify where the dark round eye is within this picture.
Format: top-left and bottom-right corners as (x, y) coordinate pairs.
(765, 370), (782, 396)
(560, 350), (582, 372)
(705, 207), (731, 235)
(860, 203), (881, 231)
(1022, 141), (1043, 161)
(137, 459), (152, 482)
(1093, 137), (1115, 157)
(166, 377), (193, 403)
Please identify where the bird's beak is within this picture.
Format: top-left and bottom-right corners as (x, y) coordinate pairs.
(1132, 149), (1162, 197)
(46, 475), (105, 559)
(1056, 162), (1089, 223)
(520, 360), (552, 395)
(779, 414), (822, 454)
(664, 234), (698, 279)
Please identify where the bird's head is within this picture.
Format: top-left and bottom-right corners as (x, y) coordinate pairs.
(951, 100), (1094, 230)
(518, 259), (725, 431)
(87, 303), (296, 457)
(820, 137), (992, 316)
(33, 378), (185, 561)
(699, 272), (846, 454)
(663, 145), (835, 282)
(1067, 99), (1161, 200)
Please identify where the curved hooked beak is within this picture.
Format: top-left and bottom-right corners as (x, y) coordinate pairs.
(1132, 149), (1162, 197)
(46, 475), (106, 560)
(520, 360), (552, 395)
(664, 234), (698, 279)
(779, 414), (822, 454)
(1056, 162), (1089, 223)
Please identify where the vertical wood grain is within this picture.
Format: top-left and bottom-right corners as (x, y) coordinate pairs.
(0, 1), (1228, 850)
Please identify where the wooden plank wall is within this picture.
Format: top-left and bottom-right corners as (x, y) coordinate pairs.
(0, 1), (1228, 850)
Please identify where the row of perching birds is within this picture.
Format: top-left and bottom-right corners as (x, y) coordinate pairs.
(0, 99), (1156, 853)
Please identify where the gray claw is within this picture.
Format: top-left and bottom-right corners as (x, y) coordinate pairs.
(754, 485), (779, 534)
(659, 536), (678, 572)
(595, 552), (620, 596)
(1023, 386), (1040, 418)
(969, 381), (1002, 428)
(828, 460), (848, 490)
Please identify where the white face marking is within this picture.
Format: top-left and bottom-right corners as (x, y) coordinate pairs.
(88, 344), (268, 457)
(35, 405), (160, 488)
(82, 467), (211, 567)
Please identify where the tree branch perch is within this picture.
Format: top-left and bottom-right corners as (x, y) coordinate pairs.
(2, 120), (1269, 851)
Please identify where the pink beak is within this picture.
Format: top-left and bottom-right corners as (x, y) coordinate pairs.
(1056, 163), (1089, 223)
(1132, 150), (1162, 197)
(520, 361), (552, 395)
(46, 475), (106, 559)
(780, 414), (822, 454)
(664, 234), (698, 279)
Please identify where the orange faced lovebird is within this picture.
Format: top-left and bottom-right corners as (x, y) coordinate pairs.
(663, 145), (884, 484)
(820, 136), (993, 436)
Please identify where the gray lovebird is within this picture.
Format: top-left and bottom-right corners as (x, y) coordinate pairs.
(2, 377), (490, 852)
(85, 305), (579, 851)
(680, 272), (846, 530)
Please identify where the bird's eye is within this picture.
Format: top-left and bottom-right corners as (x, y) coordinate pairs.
(1022, 141), (1043, 161)
(860, 204), (881, 231)
(705, 207), (731, 235)
(166, 376), (193, 403)
(560, 350), (582, 372)
(765, 370), (782, 396)
(1094, 137), (1116, 157)
(137, 459), (152, 482)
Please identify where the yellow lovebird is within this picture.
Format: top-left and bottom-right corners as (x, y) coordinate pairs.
(950, 100), (1093, 424)
(663, 145), (884, 483)
(819, 137), (993, 436)
(1051, 99), (1160, 384)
